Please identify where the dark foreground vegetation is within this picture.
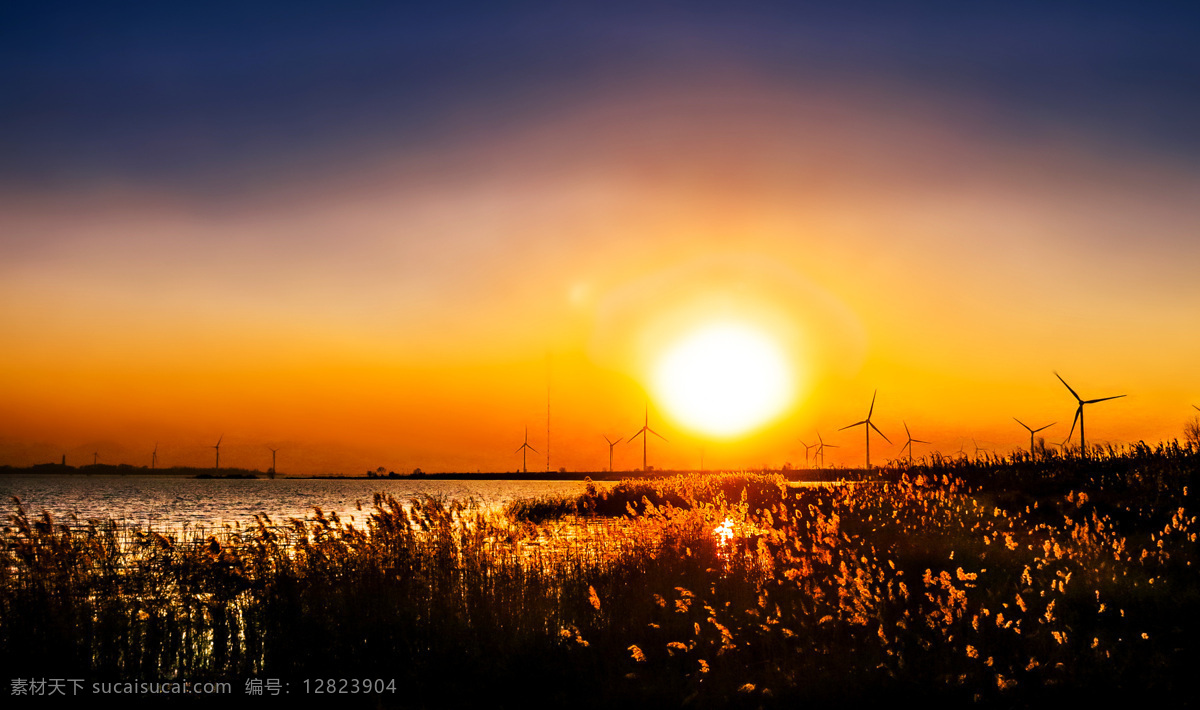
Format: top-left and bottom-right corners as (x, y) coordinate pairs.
(2, 443), (1198, 707)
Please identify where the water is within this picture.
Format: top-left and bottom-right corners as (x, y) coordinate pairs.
(0, 475), (600, 530)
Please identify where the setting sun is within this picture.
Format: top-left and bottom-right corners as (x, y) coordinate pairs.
(651, 322), (794, 438)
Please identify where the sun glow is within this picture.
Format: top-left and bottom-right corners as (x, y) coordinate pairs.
(651, 322), (794, 438)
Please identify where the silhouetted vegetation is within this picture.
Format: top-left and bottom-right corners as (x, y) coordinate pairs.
(2, 442), (1197, 706)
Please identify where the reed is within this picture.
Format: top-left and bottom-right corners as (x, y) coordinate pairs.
(2, 444), (1197, 706)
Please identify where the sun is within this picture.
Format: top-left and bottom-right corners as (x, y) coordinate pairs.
(651, 322), (795, 437)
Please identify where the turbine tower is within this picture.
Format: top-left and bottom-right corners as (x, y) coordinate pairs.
(515, 426), (537, 474)
(1055, 372), (1125, 456)
(213, 434), (223, 470)
(1014, 418), (1054, 460)
(839, 390), (891, 469)
(900, 422), (930, 465)
(628, 404), (667, 472)
(267, 446), (279, 479)
(602, 435), (622, 472)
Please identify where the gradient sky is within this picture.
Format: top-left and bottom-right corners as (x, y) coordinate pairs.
(3, 2), (1200, 474)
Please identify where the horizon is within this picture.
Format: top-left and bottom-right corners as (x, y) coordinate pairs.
(5, 397), (1192, 476)
(4, 3), (1200, 475)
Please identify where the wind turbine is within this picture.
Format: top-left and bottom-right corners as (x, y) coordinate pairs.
(151, 443), (158, 470)
(899, 422), (929, 465)
(515, 426), (538, 474)
(839, 390), (891, 469)
(1014, 418), (1054, 460)
(798, 439), (818, 468)
(93, 451), (98, 466)
(1055, 372), (1125, 456)
(628, 404), (667, 472)
(212, 435), (223, 470)
(815, 432), (838, 468)
(267, 446), (279, 479)
(602, 435), (622, 472)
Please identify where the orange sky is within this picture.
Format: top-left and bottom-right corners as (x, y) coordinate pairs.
(3, 80), (1200, 474)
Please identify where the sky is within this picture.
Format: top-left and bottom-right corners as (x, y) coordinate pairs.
(3, 1), (1200, 474)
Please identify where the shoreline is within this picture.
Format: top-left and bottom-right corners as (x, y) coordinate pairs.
(0, 463), (860, 483)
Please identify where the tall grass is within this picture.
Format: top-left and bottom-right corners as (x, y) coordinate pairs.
(2, 445), (1197, 706)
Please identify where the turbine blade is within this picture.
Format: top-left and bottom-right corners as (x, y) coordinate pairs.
(1033, 423), (1055, 433)
(1054, 372), (1082, 403)
(1014, 417), (1031, 432)
(839, 420), (866, 431)
(868, 390), (877, 418)
(629, 429), (645, 442)
(648, 428), (667, 441)
(904, 422), (911, 438)
(1066, 406), (1081, 442)
(1084, 395), (1126, 404)
(869, 421), (892, 444)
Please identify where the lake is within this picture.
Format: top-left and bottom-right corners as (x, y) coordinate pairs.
(0, 475), (601, 530)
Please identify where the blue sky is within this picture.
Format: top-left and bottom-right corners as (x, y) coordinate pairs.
(5, 2), (1200, 191)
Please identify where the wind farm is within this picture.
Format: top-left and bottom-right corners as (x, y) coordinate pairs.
(4, 370), (1177, 478)
(3, 2), (1200, 707)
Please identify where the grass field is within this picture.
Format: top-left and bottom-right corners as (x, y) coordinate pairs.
(2, 442), (1197, 707)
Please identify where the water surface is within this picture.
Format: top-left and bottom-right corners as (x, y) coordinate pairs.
(0, 475), (597, 530)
